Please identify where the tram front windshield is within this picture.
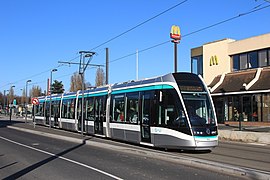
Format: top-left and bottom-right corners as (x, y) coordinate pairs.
(182, 93), (216, 127)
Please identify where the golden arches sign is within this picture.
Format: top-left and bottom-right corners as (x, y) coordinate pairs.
(170, 25), (181, 41)
(210, 55), (218, 66)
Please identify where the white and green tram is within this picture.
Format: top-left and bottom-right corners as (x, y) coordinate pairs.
(34, 72), (218, 150)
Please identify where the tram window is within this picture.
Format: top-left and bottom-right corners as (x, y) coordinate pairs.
(157, 90), (188, 129)
(69, 99), (75, 119)
(77, 99), (82, 120)
(62, 99), (67, 118)
(35, 103), (44, 116)
(141, 91), (156, 126)
(183, 94), (216, 127)
(85, 97), (94, 121)
(53, 101), (60, 118)
(51, 101), (58, 117)
(112, 94), (125, 122)
(61, 99), (75, 119)
(126, 93), (139, 124)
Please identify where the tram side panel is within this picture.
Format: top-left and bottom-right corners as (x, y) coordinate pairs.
(109, 93), (141, 144)
(60, 97), (77, 131)
(34, 101), (46, 125)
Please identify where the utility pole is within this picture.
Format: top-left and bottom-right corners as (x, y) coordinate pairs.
(106, 48), (109, 85)
(49, 69), (57, 128)
(25, 80), (31, 123)
(136, 49), (139, 80)
(3, 90), (8, 116)
(9, 85), (15, 122)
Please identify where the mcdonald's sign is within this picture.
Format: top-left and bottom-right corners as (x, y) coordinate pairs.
(210, 55), (218, 66)
(170, 25), (181, 42)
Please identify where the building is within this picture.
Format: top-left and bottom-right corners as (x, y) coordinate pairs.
(191, 33), (270, 124)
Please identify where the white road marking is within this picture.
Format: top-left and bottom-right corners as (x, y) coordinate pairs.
(247, 142), (267, 146)
(0, 136), (123, 180)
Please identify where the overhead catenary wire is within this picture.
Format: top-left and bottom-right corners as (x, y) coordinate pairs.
(2, 2), (269, 92)
(1, 1), (189, 91)
(89, 0), (188, 51)
(108, 3), (270, 65)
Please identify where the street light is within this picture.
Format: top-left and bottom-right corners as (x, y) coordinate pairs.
(3, 90), (9, 116)
(79, 51), (95, 136)
(9, 85), (15, 121)
(49, 68), (57, 128)
(25, 80), (31, 123)
(9, 86), (15, 105)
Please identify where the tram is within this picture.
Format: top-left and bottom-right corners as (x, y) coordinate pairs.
(34, 72), (218, 150)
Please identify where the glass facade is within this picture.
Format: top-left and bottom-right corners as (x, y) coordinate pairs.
(258, 50), (267, 67)
(233, 55), (240, 71)
(232, 48), (270, 71)
(191, 55), (203, 76)
(213, 94), (270, 123)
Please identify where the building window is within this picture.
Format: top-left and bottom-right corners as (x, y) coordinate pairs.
(248, 51), (258, 68)
(232, 48), (270, 71)
(191, 55), (203, 77)
(232, 55), (240, 71)
(258, 50), (267, 67)
(262, 94), (270, 122)
(268, 49), (270, 66)
(239, 54), (248, 70)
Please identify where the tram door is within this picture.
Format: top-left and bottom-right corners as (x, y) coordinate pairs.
(77, 99), (83, 132)
(140, 92), (152, 143)
(94, 97), (104, 135)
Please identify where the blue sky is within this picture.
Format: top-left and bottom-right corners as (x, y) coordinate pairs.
(1, 0), (269, 96)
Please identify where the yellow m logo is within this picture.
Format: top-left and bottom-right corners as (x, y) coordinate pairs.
(170, 25), (181, 40)
(210, 55), (218, 66)
(171, 25), (180, 35)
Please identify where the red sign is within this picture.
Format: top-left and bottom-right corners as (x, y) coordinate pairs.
(32, 98), (39, 105)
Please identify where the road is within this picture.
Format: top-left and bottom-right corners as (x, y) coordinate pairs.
(0, 122), (243, 180)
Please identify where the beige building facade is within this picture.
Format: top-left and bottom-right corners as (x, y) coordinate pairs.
(191, 33), (270, 124)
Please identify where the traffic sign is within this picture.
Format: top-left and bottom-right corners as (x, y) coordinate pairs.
(32, 98), (39, 105)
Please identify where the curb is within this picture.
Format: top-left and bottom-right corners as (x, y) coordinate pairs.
(219, 130), (270, 145)
(7, 125), (270, 180)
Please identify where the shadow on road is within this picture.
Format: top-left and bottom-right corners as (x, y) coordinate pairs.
(0, 119), (24, 128)
(3, 139), (88, 180)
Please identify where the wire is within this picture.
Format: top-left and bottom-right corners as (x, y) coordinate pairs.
(182, 4), (270, 38)
(89, 0), (188, 51)
(109, 4), (270, 65)
(2, 2), (269, 92)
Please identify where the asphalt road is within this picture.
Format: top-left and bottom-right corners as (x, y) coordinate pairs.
(0, 125), (242, 180)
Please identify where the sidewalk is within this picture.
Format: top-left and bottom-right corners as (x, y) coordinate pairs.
(1, 115), (270, 145)
(218, 123), (270, 144)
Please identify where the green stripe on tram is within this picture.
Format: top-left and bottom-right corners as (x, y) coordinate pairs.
(42, 84), (174, 101)
(63, 95), (77, 100)
(79, 91), (107, 98)
(112, 84), (174, 94)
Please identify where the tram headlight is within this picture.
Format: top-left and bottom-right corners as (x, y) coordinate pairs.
(193, 130), (204, 135)
(193, 131), (201, 135)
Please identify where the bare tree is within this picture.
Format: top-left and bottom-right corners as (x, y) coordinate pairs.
(0, 92), (3, 108)
(70, 72), (83, 92)
(30, 85), (42, 98)
(70, 72), (93, 92)
(95, 67), (105, 87)
(8, 87), (15, 104)
(21, 88), (26, 105)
